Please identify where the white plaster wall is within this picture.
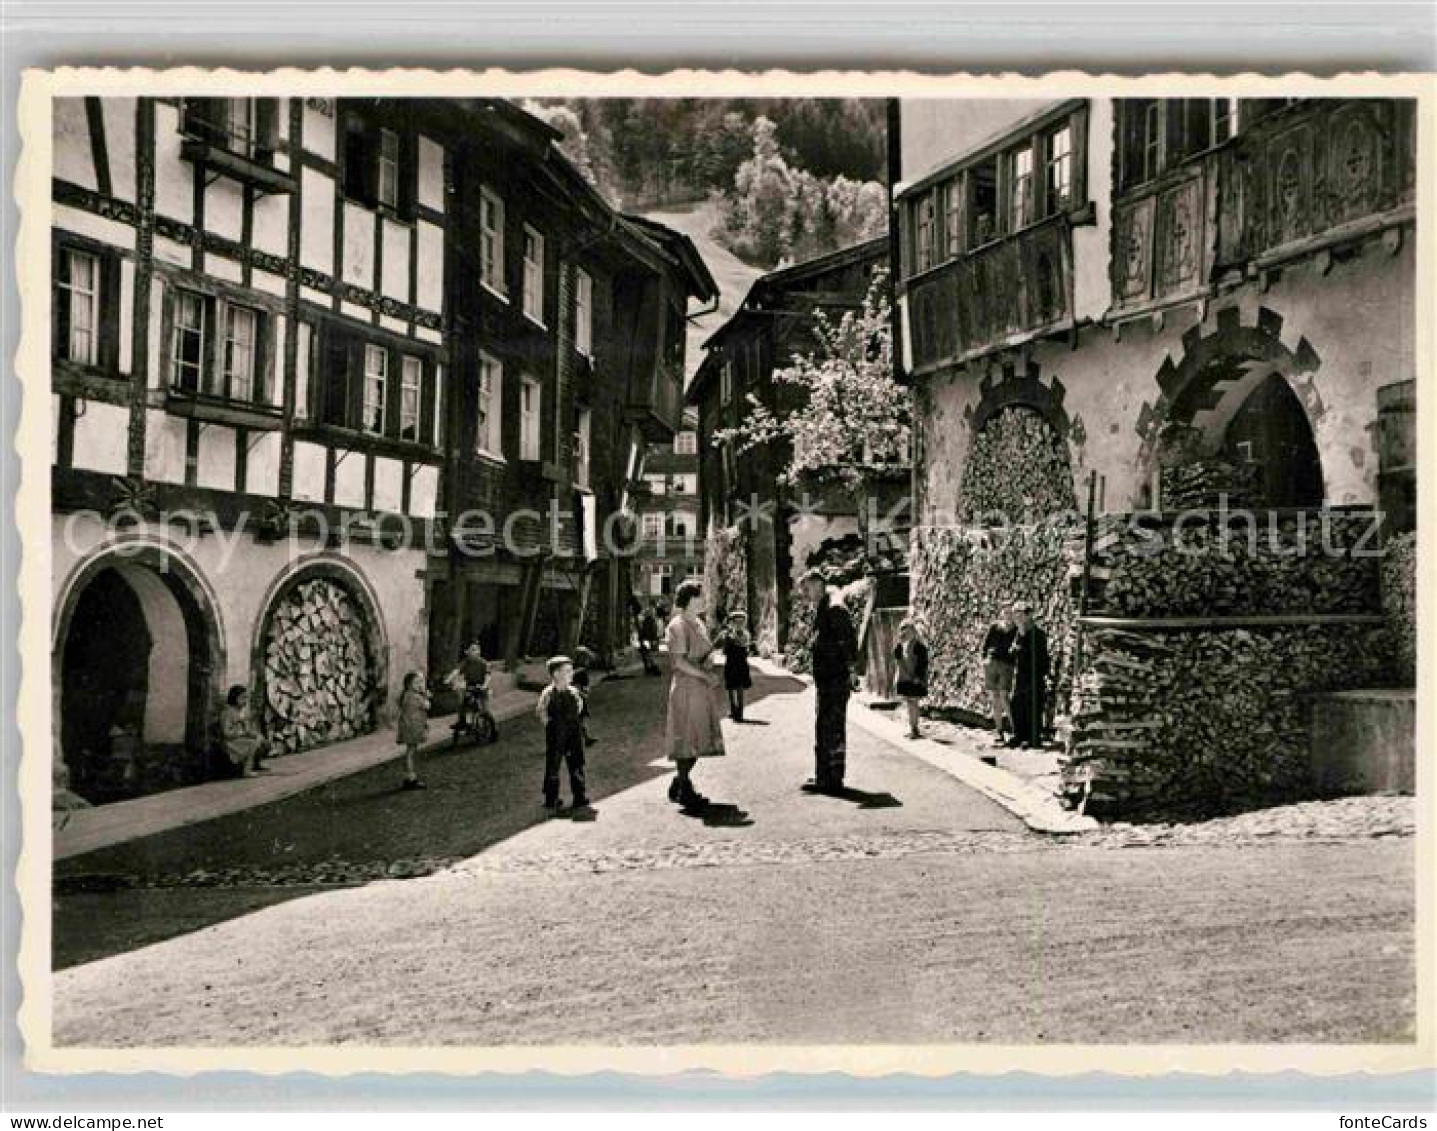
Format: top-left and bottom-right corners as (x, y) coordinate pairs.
(268, 316), (288, 407)
(53, 98), (96, 190)
(252, 192), (288, 258)
(372, 456), (403, 513)
(381, 217), (410, 300)
(303, 103), (336, 162)
(246, 431), (282, 498)
(299, 168), (334, 275)
(1072, 98), (1115, 322)
(114, 563), (188, 744)
(416, 219), (444, 313)
(342, 202), (375, 288)
(206, 256), (242, 285)
(417, 135), (444, 212)
(152, 102), (192, 225)
(102, 98), (139, 203)
(196, 425), (237, 491)
(410, 463), (438, 519)
(205, 180), (244, 242)
(380, 314), (408, 337)
(153, 235), (189, 269)
(333, 451), (366, 508)
(251, 268), (286, 300)
(292, 440), (326, 502)
(72, 402), (129, 475)
(143, 409), (188, 485)
(53, 204), (132, 252)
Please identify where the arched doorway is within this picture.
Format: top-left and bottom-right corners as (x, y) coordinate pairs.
(55, 546), (224, 802)
(255, 560), (387, 756)
(1220, 371), (1324, 508)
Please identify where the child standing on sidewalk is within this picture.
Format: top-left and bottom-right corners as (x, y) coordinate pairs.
(536, 656), (591, 816)
(396, 671), (429, 791)
(718, 610), (753, 722)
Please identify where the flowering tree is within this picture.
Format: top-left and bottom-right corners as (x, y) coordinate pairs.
(714, 271), (909, 543)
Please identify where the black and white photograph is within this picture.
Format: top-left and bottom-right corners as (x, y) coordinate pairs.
(14, 70), (1427, 1073)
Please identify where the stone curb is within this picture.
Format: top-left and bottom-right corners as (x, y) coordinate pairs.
(748, 655), (1098, 836)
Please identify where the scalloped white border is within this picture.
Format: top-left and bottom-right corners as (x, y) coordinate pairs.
(14, 65), (1437, 1078)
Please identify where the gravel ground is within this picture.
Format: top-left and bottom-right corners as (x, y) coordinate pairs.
(51, 668), (1416, 1047)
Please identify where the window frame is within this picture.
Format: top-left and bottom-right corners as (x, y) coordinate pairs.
(221, 301), (261, 402)
(56, 247), (101, 368)
(398, 353), (423, 442)
(521, 224), (546, 327)
(574, 267), (594, 357)
(574, 405), (592, 488)
(170, 287), (211, 395)
(479, 187), (506, 299)
(1044, 123), (1073, 217)
(361, 342), (389, 436)
(674, 430), (697, 455)
(475, 350), (504, 459)
(519, 374), (542, 461)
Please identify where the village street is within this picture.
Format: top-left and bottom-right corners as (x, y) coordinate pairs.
(52, 665), (1415, 1047)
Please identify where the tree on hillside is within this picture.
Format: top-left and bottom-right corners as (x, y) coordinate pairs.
(714, 271), (909, 547)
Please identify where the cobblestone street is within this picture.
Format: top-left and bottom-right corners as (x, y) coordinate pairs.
(52, 666), (1416, 1047)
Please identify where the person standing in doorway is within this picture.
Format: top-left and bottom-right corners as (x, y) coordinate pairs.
(981, 603), (1018, 746)
(662, 581), (725, 808)
(1009, 601), (1050, 750)
(801, 569), (858, 794)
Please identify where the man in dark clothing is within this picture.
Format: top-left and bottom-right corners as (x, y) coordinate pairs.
(800, 569), (858, 792)
(1009, 601), (1050, 749)
(637, 604), (661, 675)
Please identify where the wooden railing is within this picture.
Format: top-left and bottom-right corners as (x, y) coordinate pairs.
(905, 212), (1074, 374)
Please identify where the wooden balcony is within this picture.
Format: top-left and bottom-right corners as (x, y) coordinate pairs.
(627, 359), (685, 441)
(905, 212), (1074, 375)
(1110, 99), (1417, 317)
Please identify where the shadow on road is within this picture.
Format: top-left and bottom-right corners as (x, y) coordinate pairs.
(53, 674), (676, 970)
(680, 799), (755, 828)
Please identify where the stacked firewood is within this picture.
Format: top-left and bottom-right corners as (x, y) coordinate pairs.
(957, 406), (1078, 524)
(1062, 624), (1396, 818)
(1381, 530), (1416, 685)
(1159, 459), (1259, 509)
(262, 578), (374, 754)
(1087, 512), (1382, 617)
(909, 521), (1077, 718)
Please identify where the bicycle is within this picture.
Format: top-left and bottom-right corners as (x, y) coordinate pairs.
(451, 684), (499, 747)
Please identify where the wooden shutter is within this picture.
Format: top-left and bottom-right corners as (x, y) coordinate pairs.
(341, 109), (376, 207)
(99, 252), (122, 373)
(255, 99), (280, 165)
(1070, 105), (1089, 206)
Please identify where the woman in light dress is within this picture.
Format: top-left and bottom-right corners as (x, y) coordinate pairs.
(663, 579), (726, 807)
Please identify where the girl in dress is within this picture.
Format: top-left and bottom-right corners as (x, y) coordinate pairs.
(663, 580), (726, 808)
(395, 670), (430, 791)
(719, 609), (753, 722)
(893, 619), (930, 740)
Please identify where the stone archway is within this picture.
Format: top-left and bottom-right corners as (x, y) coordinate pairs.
(53, 539), (226, 800)
(253, 557), (388, 755)
(959, 360), (1078, 524)
(1135, 304), (1325, 506)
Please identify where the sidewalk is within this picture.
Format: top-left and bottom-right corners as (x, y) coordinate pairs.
(54, 660), (644, 861)
(747, 655), (1097, 835)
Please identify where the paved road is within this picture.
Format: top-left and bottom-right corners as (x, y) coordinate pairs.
(52, 667), (1415, 1046)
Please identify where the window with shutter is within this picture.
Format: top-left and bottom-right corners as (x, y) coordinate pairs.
(399, 355), (422, 441)
(56, 249), (99, 366)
